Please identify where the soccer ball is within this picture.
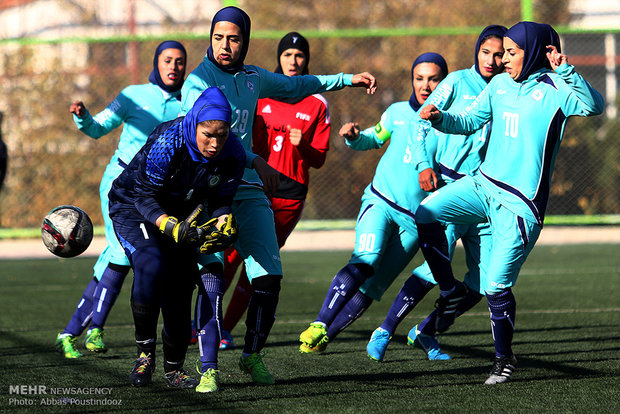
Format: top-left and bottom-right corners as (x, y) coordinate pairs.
(41, 205), (93, 258)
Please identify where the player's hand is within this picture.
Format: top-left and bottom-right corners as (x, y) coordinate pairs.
(159, 216), (198, 244)
(288, 126), (303, 146)
(158, 204), (203, 244)
(419, 104), (441, 121)
(69, 100), (87, 117)
(339, 122), (360, 141)
(351, 72), (377, 95)
(253, 156), (280, 195)
(419, 168), (439, 192)
(199, 214), (238, 254)
(546, 45), (567, 70)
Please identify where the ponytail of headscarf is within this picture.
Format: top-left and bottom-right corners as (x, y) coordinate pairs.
(148, 40), (186, 94)
(408, 52), (448, 111)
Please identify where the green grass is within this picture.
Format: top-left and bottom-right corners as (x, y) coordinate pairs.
(1, 245), (619, 413)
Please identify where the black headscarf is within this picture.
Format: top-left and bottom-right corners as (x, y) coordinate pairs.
(148, 40), (186, 93)
(474, 25), (508, 82)
(274, 32), (310, 75)
(408, 53), (448, 111)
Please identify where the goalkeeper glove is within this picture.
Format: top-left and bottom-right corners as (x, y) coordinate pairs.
(199, 214), (238, 254)
(159, 204), (204, 244)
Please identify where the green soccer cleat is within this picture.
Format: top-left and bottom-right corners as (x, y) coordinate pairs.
(299, 322), (328, 348)
(239, 353), (275, 385)
(84, 328), (108, 353)
(196, 368), (220, 393)
(55, 333), (83, 359)
(299, 337), (329, 354)
(407, 325), (451, 361)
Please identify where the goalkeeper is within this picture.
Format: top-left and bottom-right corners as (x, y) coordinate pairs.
(108, 87), (245, 389)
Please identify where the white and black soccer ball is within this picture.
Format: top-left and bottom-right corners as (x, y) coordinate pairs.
(41, 205), (93, 258)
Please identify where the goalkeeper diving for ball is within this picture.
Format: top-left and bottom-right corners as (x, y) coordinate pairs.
(108, 87), (245, 389)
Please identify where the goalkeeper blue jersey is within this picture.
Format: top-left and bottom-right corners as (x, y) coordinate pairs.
(433, 64), (604, 224)
(346, 101), (427, 217)
(73, 83), (181, 165)
(181, 56), (353, 199)
(414, 66), (490, 182)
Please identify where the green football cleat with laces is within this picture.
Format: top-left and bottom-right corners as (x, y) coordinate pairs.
(84, 328), (108, 353)
(299, 322), (328, 348)
(239, 353), (275, 385)
(196, 368), (220, 393)
(55, 333), (83, 359)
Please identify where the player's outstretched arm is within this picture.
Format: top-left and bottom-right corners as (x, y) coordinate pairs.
(351, 72), (377, 95)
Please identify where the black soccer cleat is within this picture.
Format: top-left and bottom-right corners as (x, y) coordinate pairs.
(484, 355), (517, 385)
(434, 280), (467, 333)
(130, 352), (154, 387)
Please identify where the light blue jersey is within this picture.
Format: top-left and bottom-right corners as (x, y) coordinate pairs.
(414, 66), (490, 181)
(181, 57), (353, 200)
(347, 101), (428, 225)
(74, 83), (182, 279)
(433, 64), (604, 224)
(409, 67), (493, 294)
(346, 102), (428, 300)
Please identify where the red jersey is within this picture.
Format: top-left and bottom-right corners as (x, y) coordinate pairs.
(253, 94), (330, 200)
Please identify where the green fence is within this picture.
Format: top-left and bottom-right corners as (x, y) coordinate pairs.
(0, 0), (618, 230)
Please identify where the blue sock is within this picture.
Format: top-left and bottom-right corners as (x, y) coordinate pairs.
(326, 291), (373, 340)
(417, 222), (456, 291)
(380, 275), (433, 335)
(63, 278), (98, 336)
(419, 288), (483, 335)
(90, 264), (129, 329)
(316, 263), (373, 326)
(197, 271), (224, 371)
(487, 289), (516, 358)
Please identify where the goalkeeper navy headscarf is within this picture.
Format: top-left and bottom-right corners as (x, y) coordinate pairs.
(149, 40), (186, 93)
(206, 6), (251, 74)
(182, 87), (232, 163)
(408, 52), (448, 111)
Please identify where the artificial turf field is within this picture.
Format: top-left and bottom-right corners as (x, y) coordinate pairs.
(1, 244), (619, 413)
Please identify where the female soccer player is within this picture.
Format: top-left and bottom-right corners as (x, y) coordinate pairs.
(108, 87), (245, 389)
(180, 6), (376, 385)
(365, 25), (507, 362)
(298, 53), (448, 354)
(416, 21), (604, 384)
(218, 31), (332, 350)
(56, 41), (186, 358)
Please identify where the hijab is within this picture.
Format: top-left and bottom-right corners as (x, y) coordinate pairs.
(148, 40), (186, 94)
(409, 52), (448, 111)
(206, 6), (251, 74)
(474, 24), (508, 81)
(505, 21), (554, 82)
(182, 87), (232, 163)
(275, 32), (310, 75)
